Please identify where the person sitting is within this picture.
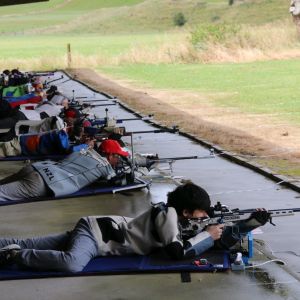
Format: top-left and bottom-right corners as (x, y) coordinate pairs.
(0, 182), (269, 272)
(0, 139), (129, 201)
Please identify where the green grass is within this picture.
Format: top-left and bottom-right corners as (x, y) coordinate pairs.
(48, 0), (292, 34)
(256, 159), (300, 177)
(99, 60), (300, 124)
(56, 0), (143, 11)
(0, 0), (144, 34)
(0, 0), (62, 15)
(0, 0), (141, 15)
(0, 33), (178, 59)
(0, 0), (290, 35)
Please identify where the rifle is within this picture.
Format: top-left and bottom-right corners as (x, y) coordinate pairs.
(45, 75), (64, 85)
(70, 102), (117, 110)
(180, 201), (299, 239)
(84, 126), (179, 137)
(90, 108), (154, 126)
(148, 152), (215, 164)
(78, 99), (116, 103)
(90, 115), (153, 126)
(29, 72), (55, 77)
(56, 77), (72, 85)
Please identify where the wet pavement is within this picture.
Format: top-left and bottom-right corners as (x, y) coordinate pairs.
(0, 72), (299, 299)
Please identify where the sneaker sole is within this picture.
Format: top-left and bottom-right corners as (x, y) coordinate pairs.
(0, 244), (21, 251)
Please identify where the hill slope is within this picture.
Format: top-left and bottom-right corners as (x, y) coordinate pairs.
(0, 0), (291, 35)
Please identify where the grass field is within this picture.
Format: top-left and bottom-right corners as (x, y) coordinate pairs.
(0, 33), (179, 59)
(0, 0), (144, 33)
(99, 60), (300, 124)
(0, 0), (290, 34)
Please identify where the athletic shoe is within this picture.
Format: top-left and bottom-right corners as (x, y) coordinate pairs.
(0, 244), (21, 265)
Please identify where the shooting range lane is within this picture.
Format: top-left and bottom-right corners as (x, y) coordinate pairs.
(0, 71), (298, 299)
(58, 71), (300, 278)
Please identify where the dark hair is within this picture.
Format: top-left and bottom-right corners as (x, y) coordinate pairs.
(46, 85), (58, 94)
(11, 69), (20, 75)
(167, 182), (211, 216)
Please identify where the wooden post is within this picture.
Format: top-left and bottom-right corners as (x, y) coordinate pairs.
(67, 43), (72, 68)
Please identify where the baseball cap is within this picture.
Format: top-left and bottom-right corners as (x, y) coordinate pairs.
(99, 139), (129, 157)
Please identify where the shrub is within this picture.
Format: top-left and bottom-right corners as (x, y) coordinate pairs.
(191, 23), (240, 47)
(174, 12), (187, 27)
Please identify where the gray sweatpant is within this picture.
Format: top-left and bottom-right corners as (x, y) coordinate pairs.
(0, 218), (99, 272)
(0, 165), (49, 201)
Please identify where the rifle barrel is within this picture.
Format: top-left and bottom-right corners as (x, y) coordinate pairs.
(91, 116), (153, 126)
(57, 78), (72, 85)
(71, 103), (117, 109)
(32, 72), (55, 77)
(89, 103), (117, 107)
(46, 75), (64, 84)
(124, 128), (178, 135)
(237, 208), (300, 215)
(78, 98), (116, 102)
(152, 155), (215, 162)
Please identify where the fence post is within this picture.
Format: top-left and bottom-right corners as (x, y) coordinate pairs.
(67, 43), (72, 68)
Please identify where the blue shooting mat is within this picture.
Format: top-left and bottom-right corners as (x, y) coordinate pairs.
(0, 154), (66, 162)
(0, 178), (150, 207)
(3, 93), (37, 102)
(0, 251), (230, 281)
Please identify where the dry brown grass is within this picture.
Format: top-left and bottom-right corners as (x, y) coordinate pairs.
(198, 20), (300, 63)
(0, 54), (111, 72)
(113, 20), (300, 64)
(116, 20), (300, 64)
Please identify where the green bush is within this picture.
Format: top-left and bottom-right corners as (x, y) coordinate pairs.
(191, 23), (240, 47)
(173, 12), (187, 27)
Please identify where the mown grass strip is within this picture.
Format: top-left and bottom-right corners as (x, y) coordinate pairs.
(99, 60), (300, 124)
